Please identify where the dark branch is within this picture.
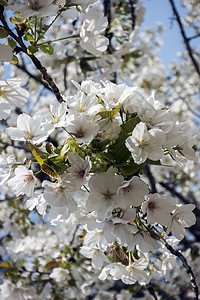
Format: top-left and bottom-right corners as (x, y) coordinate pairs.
(15, 64), (52, 91)
(129, 0), (136, 31)
(0, 7), (65, 103)
(168, 0), (200, 79)
(144, 165), (157, 193)
(162, 239), (199, 300)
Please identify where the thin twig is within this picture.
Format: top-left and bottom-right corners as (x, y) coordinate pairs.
(0, 6), (64, 103)
(162, 239), (199, 300)
(168, 0), (200, 79)
(144, 165), (157, 193)
(15, 64), (52, 91)
(146, 283), (158, 300)
(129, 0), (136, 31)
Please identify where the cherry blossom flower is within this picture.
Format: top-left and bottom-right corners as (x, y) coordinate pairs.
(97, 118), (121, 141)
(80, 4), (109, 56)
(6, 113), (51, 144)
(65, 91), (102, 116)
(125, 122), (165, 164)
(117, 176), (149, 208)
(42, 179), (77, 221)
(71, 79), (102, 95)
(0, 154), (15, 185)
(98, 81), (136, 109)
(80, 246), (109, 269)
(49, 267), (70, 282)
(66, 152), (91, 189)
(0, 72), (29, 120)
(137, 93), (174, 133)
(7, 166), (37, 197)
(99, 258), (149, 285)
(166, 204), (196, 240)
(127, 230), (160, 253)
(86, 167), (123, 219)
(7, 0), (58, 19)
(65, 114), (99, 144)
(72, 0), (98, 10)
(142, 194), (176, 226)
(83, 228), (108, 251)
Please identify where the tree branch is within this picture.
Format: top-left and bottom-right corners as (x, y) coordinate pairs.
(0, 7), (65, 103)
(15, 64), (52, 91)
(162, 239), (199, 300)
(168, 0), (200, 79)
(144, 165), (157, 193)
(129, 0), (136, 31)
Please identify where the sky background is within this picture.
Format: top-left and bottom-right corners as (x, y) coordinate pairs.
(143, 0), (198, 70)
(2, 0), (198, 77)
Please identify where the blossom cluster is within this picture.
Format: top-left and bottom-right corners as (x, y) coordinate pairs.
(0, 73), (197, 286)
(0, 0), (198, 297)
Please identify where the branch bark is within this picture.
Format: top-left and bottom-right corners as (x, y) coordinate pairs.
(0, 6), (65, 103)
(169, 0), (200, 79)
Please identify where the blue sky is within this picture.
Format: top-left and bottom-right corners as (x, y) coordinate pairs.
(143, 0), (198, 69)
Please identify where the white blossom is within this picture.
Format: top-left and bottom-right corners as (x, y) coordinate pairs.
(125, 122), (165, 164)
(86, 167), (123, 219)
(6, 113), (51, 144)
(65, 114), (99, 144)
(80, 4), (109, 56)
(166, 204), (196, 240)
(7, 166), (37, 197)
(142, 194), (176, 226)
(7, 0), (58, 18)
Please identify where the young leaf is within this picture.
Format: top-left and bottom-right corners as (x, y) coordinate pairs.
(0, 27), (8, 38)
(24, 32), (34, 42)
(7, 38), (16, 49)
(98, 103), (121, 120)
(41, 163), (59, 178)
(26, 141), (47, 165)
(10, 55), (18, 65)
(10, 16), (24, 25)
(39, 44), (54, 55)
(27, 45), (38, 55)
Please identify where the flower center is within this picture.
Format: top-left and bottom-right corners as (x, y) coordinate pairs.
(123, 184), (132, 194)
(103, 191), (113, 200)
(75, 169), (85, 179)
(75, 128), (85, 138)
(24, 131), (34, 139)
(24, 174), (34, 182)
(54, 186), (65, 195)
(148, 201), (158, 212)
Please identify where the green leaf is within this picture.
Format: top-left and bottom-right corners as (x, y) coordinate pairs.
(0, 27), (8, 38)
(27, 44), (38, 55)
(41, 163), (59, 178)
(15, 13), (23, 19)
(121, 116), (140, 135)
(39, 44), (54, 55)
(10, 16), (23, 24)
(26, 142), (47, 165)
(10, 55), (18, 65)
(7, 38), (16, 49)
(0, 261), (11, 268)
(146, 159), (161, 166)
(106, 116), (140, 164)
(24, 32), (34, 42)
(0, 0), (7, 6)
(43, 260), (58, 271)
(98, 103), (121, 120)
(120, 163), (146, 176)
